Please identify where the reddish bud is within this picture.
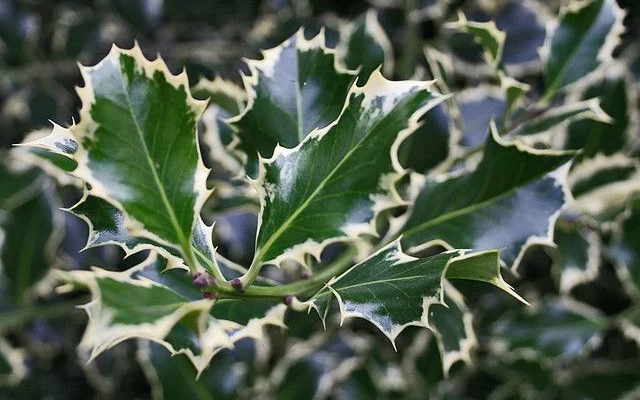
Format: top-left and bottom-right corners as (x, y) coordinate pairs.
(283, 295), (293, 305)
(203, 292), (216, 300)
(231, 278), (243, 292)
(193, 272), (213, 288)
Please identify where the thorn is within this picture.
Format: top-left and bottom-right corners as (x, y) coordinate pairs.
(231, 278), (244, 292)
(283, 295), (293, 305)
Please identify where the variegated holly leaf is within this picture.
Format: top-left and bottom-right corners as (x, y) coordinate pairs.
(429, 283), (476, 374)
(400, 125), (573, 269)
(311, 241), (521, 346)
(137, 340), (247, 400)
(446, 12), (505, 69)
(499, 72), (530, 120)
(229, 29), (357, 163)
(553, 216), (601, 294)
(567, 154), (640, 222)
(250, 71), (446, 269)
(0, 159), (63, 303)
(560, 361), (640, 400)
(397, 102), (453, 174)
(336, 10), (394, 84)
(0, 338), (26, 387)
(21, 44), (210, 271)
(12, 130), (81, 187)
(57, 253), (286, 375)
(510, 98), (611, 138)
(542, 0), (625, 98)
(68, 193), (205, 272)
(270, 333), (367, 400)
(563, 66), (636, 158)
(457, 86), (506, 148)
(610, 197), (640, 296)
(490, 300), (604, 359)
(0, 156), (41, 207)
(193, 77), (247, 179)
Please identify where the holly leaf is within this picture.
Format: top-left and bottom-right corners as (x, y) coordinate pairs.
(336, 10), (394, 83)
(610, 197), (640, 296)
(229, 29), (357, 161)
(311, 240), (521, 346)
(21, 44), (210, 269)
(457, 86), (506, 148)
(567, 154), (640, 222)
(193, 77), (247, 179)
(446, 12), (506, 68)
(429, 283), (477, 374)
(400, 124), (573, 269)
(563, 66), (636, 158)
(542, 0), (625, 97)
(490, 300), (604, 359)
(137, 340), (247, 400)
(250, 70), (446, 268)
(553, 216), (601, 294)
(510, 98), (611, 138)
(58, 253), (287, 375)
(0, 159), (63, 303)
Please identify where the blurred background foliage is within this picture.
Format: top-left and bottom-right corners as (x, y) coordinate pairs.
(1, 0), (640, 399)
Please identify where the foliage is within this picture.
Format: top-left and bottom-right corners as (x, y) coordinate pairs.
(1, 0), (639, 398)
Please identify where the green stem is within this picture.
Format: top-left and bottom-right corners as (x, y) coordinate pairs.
(212, 246), (358, 299)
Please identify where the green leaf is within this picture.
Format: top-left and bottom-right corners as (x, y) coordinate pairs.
(22, 44), (210, 270)
(542, 0), (625, 97)
(397, 103), (453, 174)
(0, 338), (25, 387)
(610, 197), (640, 296)
(490, 300), (604, 359)
(0, 156), (41, 209)
(429, 284), (476, 373)
(58, 253), (286, 375)
(563, 67), (636, 158)
(567, 154), (640, 222)
(446, 12), (506, 68)
(137, 340), (246, 400)
(560, 361), (640, 400)
(457, 86), (506, 148)
(336, 10), (394, 84)
(229, 30), (357, 161)
(400, 125), (573, 269)
(0, 161), (62, 303)
(424, 47), (455, 93)
(553, 216), (600, 293)
(251, 71), (446, 267)
(499, 72), (530, 120)
(13, 130), (81, 187)
(193, 77), (247, 179)
(311, 241), (520, 345)
(192, 75), (246, 117)
(509, 98), (611, 138)
(270, 332), (367, 400)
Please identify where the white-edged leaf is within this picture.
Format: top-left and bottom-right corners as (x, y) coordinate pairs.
(251, 70), (446, 268)
(21, 44), (210, 270)
(399, 124), (573, 270)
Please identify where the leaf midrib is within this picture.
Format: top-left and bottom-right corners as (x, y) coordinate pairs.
(113, 62), (193, 263)
(254, 94), (396, 264)
(402, 174), (547, 241)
